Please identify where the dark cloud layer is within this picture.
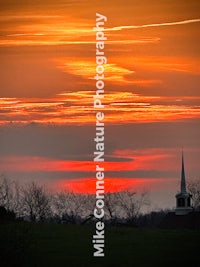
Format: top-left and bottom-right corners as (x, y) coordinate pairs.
(1, 121), (200, 158)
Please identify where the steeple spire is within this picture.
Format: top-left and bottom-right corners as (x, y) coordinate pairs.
(181, 151), (186, 193)
(175, 151), (192, 215)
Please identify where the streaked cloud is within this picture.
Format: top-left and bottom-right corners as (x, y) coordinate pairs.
(0, 148), (182, 176)
(57, 177), (163, 194)
(106, 18), (200, 31)
(56, 59), (134, 83)
(1, 92), (200, 125)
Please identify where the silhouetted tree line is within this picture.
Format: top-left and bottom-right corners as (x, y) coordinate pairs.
(0, 176), (150, 225)
(0, 175), (200, 226)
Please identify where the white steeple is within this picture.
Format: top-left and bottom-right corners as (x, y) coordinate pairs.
(175, 151), (192, 215)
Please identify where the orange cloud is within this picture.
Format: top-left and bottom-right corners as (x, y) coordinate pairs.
(56, 177), (161, 194)
(55, 59), (134, 83)
(0, 11), (161, 47)
(0, 12), (94, 46)
(0, 149), (179, 173)
(55, 58), (165, 86)
(0, 92), (200, 125)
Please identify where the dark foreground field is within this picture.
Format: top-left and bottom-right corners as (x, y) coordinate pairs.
(0, 222), (200, 267)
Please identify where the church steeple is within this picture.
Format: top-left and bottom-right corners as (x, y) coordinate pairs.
(181, 152), (186, 193)
(175, 151), (192, 215)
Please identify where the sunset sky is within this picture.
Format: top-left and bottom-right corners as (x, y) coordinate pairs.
(0, 0), (200, 210)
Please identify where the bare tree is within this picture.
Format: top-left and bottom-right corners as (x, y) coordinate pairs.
(52, 192), (68, 220)
(11, 180), (23, 217)
(52, 191), (93, 223)
(104, 192), (119, 220)
(115, 190), (150, 223)
(188, 179), (200, 210)
(0, 176), (13, 210)
(21, 182), (51, 221)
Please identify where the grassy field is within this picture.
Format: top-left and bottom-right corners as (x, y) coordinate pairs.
(0, 222), (200, 267)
